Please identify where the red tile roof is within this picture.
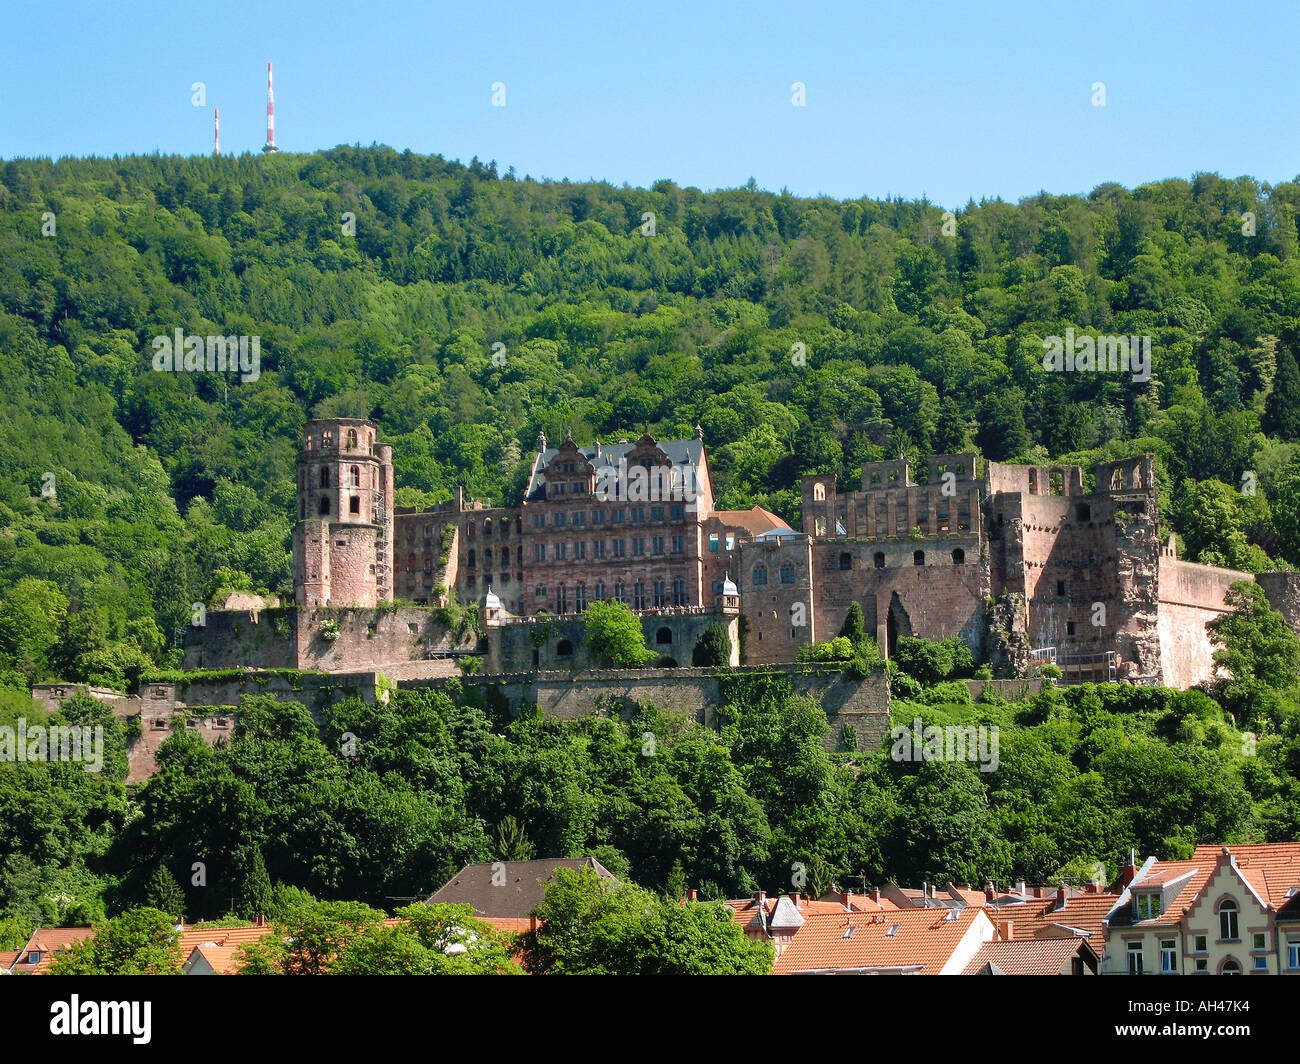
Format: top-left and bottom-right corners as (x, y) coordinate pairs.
(711, 508), (792, 535)
(963, 938), (1094, 975)
(772, 907), (991, 975)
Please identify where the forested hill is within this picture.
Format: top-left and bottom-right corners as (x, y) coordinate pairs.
(2, 147), (1300, 687)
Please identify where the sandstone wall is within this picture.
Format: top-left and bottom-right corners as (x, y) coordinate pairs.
(1157, 558), (1250, 690)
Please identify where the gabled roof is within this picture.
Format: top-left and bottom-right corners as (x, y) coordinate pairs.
(524, 438), (705, 502)
(772, 908), (989, 975)
(1121, 843), (1300, 928)
(426, 857), (617, 918)
(962, 938), (1095, 976)
(712, 507), (791, 536)
(0, 949), (20, 973)
(12, 926), (95, 973)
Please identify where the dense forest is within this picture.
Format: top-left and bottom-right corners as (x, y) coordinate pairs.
(2, 149), (1300, 688)
(3, 149), (1300, 938)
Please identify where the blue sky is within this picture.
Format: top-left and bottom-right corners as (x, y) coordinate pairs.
(1, 0), (1294, 206)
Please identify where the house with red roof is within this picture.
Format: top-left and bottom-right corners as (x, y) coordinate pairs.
(1102, 842), (1300, 975)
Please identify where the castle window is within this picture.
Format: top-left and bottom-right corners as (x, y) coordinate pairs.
(346, 428), (357, 450)
(952, 548), (965, 565)
(467, 522), (476, 539)
(556, 586), (568, 614)
(319, 496), (330, 515)
(780, 563), (796, 585)
(349, 496), (360, 514)
(633, 582), (646, 610)
(320, 467), (331, 488)
(1050, 472), (1064, 496)
(614, 581), (626, 602)
(484, 518), (493, 535)
(556, 639), (574, 658)
(753, 566), (768, 587)
(576, 585), (587, 612)
(1076, 503), (1091, 522)
(913, 550), (925, 566)
(1028, 469), (1038, 495)
(672, 578), (685, 606)
(595, 581), (606, 601)
(813, 483), (826, 502)
(350, 465), (360, 487)
(517, 546), (523, 565)
(1066, 621), (1076, 635)
(483, 548), (492, 566)
(300, 500), (306, 518)
(815, 518), (826, 536)
(656, 626), (673, 645)
(1056, 580), (1065, 596)
(874, 551), (885, 569)
(653, 579), (665, 607)
(839, 552), (852, 571)
(322, 430), (333, 446)
(468, 550), (476, 568)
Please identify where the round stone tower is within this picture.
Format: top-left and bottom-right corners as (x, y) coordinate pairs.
(293, 419), (395, 607)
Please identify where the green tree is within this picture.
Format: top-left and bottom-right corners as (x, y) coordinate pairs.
(519, 867), (772, 974)
(583, 600), (657, 668)
(49, 907), (184, 975)
(1264, 345), (1300, 441)
(692, 622), (732, 666)
(1208, 581), (1300, 713)
(143, 864), (185, 922)
(231, 844), (273, 922)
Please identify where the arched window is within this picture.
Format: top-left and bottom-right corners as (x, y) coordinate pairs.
(952, 548), (966, 565)
(319, 496), (330, 515)
(1219, 900), (1239, 941)
(595, 581), (606, 601)
(653, 579), (666, 607)
(350, 465), (360, 487)
(484, 518), (493, 535)
(407, 553), (415, 572)
(1221, 958), (1241, 975)
(753, 566), (768, 587)
(813, 483), (826, 501)
(320, 467), (331, 488)
(839, 552), (852, 571)
(656, 626), (673, 645)
(517, 546), (523, 565)
(873, 551), (885, 569)
(633, 581), (646, 610)
(614, 581), (626, 603)
(467, 550), (476, 568)
(482, 548), (492, 566)
(556, 639), (574, 658)
(780, 563), (796, 585)
(913, 550), (925, 566)
(1028, 469), (1038, 495)
(467, 522), (476, 540)
(346, 428), (358, 450)
(322, 430), (334, 446)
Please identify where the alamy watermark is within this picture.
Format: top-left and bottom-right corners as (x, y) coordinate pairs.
(0, 718), (104, 773)
(151, 329), (261, 383)
(1042, 328), (1150, 383)
(889, 717), (999, 772)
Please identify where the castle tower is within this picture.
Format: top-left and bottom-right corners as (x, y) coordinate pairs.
(293, 419), (394, 607)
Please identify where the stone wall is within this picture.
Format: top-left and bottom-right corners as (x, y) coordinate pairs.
(183, 606), (475, 671)
(485, 610), (736, 673)
(410, 664), (891, 752)
(1157, 559), (1251, 690)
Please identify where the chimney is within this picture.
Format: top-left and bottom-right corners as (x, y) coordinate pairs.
(686, 889), (698, 902)
(1015, 880), (1026, 896)
(1086, 881), (1100, 894)
(790, 892), (801, 907)
(843, 889), (854, 911)
(1121, 862), (1137, 887)
(530, 914), (539, 933)
(999, 920), (1014, 942)
(1055, 884), (1067, 911)
(984, 882), (995, 902)
(755, 890), (766, 907)
(870, 888), (881, 905)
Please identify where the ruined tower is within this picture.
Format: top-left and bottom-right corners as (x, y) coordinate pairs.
(293, 419), (394, 607)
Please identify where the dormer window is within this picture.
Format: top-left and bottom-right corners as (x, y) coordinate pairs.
(1135, 892), (1162, 920)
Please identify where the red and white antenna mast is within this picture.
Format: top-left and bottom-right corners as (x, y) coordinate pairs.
(262, 62), (278, 153)
(214, 107), (220, 157)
